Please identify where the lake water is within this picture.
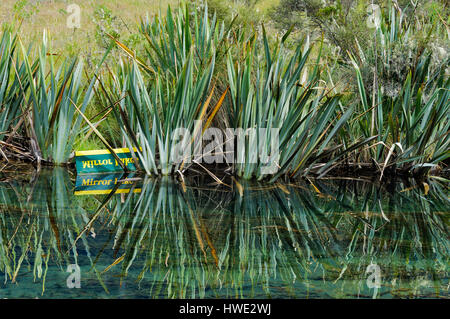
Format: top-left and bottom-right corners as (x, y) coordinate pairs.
(0, 168), (448, 299)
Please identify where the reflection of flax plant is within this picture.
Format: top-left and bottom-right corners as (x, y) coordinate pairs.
(217, 181), (343, 297)
(314, 178), (449, 297)
(91, 178), (217, 298)
(75, 177), (448, 298)
(97, 179), (345, 298)
(0, 171), (447, 298)
(0, 169), (92, 294)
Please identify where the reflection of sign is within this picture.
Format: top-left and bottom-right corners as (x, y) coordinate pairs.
(75, 148), (142, 174)
(75, 173), (141, 195)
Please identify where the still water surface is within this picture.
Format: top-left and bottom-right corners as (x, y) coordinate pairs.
(0, 168), (448, 298)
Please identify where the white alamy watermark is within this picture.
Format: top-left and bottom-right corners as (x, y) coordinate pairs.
(366, 4), (381, 29)
(366, 263), (381, 298)
(66, 264), (81, 288)
(169, 123), (280, 175)
(67, 4), (81, 29)
(366, 263), (381, 288)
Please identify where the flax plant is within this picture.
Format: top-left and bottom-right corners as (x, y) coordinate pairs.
(227, 30), (354, 181)
(106, 4), (229, 175)
(350, 5), (450, 176)
(312, 178), (449, 298)
(138, 3), (231, 79)
(18, 33), (97, 164)
(0, 30), (28, 142)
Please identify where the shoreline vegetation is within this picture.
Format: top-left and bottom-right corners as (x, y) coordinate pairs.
(0, 0), (448, 183)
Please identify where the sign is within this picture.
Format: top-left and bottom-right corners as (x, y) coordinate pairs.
(75, 147), (142, 174)
(74, 173), (142, 195)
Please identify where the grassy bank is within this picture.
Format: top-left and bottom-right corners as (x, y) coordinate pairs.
(0, 0), (448, 182)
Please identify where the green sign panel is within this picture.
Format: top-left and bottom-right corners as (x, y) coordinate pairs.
(75, 147), (142, 174)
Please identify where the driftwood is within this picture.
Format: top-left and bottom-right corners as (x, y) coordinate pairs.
(0, 134), (34, 163)
(0, 133), (70, 168)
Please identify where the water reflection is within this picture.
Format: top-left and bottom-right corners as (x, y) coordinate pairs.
(0, 169), (448, 298)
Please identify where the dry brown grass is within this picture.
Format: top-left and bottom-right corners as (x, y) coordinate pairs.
(0, 0), (176, 54)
